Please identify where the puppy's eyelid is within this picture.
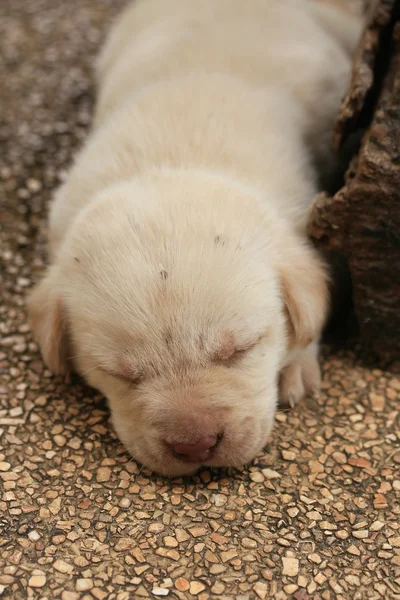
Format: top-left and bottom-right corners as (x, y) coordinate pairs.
(238, 329), (270, 351)
(215, 347), (249, 367)
(101, 367), (144, 386)
(216, 330), (270, 364)
(234, 342), (257, 356)
(236, 341), (257, 353)
(119, 373), (144, 386)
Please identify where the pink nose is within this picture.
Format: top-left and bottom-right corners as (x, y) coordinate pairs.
(168, 435), (219, 462)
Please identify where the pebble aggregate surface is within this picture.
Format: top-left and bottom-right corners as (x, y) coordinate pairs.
(0, 0), (399, 598)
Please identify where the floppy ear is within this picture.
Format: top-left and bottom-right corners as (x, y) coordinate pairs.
(279, 242), (330, 349)
(27, 270), (70, 375)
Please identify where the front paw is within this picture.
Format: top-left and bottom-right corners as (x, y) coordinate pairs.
(279, 343), (321, 408)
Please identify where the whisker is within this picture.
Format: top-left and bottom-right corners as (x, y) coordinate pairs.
(66, 353), (93, 361)
(80, 365), (101, 377)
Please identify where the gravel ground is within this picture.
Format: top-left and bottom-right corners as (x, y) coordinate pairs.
(1, 1), (399, 599)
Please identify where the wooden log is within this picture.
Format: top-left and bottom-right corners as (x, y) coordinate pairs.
(308, 0), (400, 363)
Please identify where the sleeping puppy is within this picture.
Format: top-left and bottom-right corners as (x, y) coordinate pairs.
(28, 0), (362, 476)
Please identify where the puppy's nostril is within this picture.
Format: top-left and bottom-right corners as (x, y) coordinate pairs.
(172, 434), (218, 456)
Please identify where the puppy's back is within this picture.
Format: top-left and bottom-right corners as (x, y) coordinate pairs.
(49, 0), (362, 253)
(95, 0), (359, 134)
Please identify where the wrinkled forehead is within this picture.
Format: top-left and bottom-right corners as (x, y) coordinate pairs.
(64, 224), (282, 366)
(68, 274), (277, 375)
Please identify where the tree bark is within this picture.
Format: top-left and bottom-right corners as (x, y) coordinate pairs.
(308, 0), (400, 363)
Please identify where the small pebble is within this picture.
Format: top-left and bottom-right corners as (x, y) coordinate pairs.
(76, 579), (94, 592)
(282, 557), (299, 577)
(28, 574), (46, 588)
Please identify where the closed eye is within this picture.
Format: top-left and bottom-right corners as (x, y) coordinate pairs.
(214, 339), (261, 367)
(100, 367), (144, 387)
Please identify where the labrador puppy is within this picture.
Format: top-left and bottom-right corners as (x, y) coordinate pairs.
(28, 0), (362, 476)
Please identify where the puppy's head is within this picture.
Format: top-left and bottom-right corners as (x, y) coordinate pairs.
(28, 171), (328, 476)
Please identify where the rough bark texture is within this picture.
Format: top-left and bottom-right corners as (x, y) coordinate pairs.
(309, 0), (400, 363)
(333, 0), (396, 149)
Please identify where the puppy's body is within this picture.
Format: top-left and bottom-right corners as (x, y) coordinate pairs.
(50, 0), (360, 252)
(29, 0), (361, 476)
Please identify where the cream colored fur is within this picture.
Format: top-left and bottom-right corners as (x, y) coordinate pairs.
(28, 0), (362, 476)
